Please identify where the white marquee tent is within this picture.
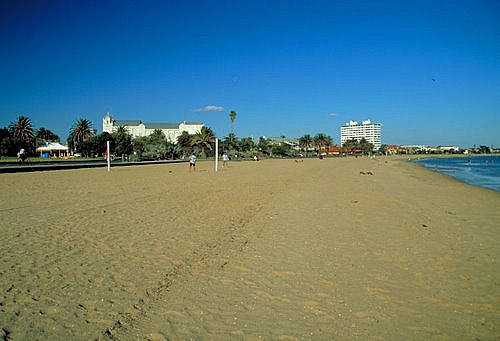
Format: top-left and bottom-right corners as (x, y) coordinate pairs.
(36, 142), (69, 158)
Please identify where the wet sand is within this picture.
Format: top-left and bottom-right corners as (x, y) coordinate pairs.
(1, 157), (499, 340)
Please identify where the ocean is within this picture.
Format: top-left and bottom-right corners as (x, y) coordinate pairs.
(414, 156), (500, 192)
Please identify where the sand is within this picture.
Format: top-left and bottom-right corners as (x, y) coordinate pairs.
(0, 157), (498, 340)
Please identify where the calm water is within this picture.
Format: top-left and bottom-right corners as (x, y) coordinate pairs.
(414, 156), (500, 192)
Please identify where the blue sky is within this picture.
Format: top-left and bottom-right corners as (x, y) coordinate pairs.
(1, 0), (499, 147)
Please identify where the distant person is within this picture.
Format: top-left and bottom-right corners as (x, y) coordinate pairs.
(189, 152), (197, 172)
(222, 152), (229, 168)
(17, 149), (27, 163)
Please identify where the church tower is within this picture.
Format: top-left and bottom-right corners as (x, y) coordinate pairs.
(102, 112), (114, 133)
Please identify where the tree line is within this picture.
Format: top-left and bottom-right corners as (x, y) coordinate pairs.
(341, 137), (374, 155)
(1, 115), (342, 160)
(0, 116), (61, 157)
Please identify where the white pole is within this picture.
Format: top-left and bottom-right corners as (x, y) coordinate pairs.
(107, 140), (111, 172)
(215, 137), (219, 172)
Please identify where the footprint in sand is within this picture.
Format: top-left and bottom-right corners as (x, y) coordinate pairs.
(272, 271), (296, 278)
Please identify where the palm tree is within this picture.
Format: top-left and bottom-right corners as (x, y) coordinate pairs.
(229, 110), (237, 133)
(115, 126), (128, 135)
(342, 138), (358, 154)
(313, 133), (332, 154)
(223, 132), (238, 152)
(239, 137), (255, 152)
(358, 137), (374, 155)
(36, 128), (60, 143)
(69, 118), (94, 152)
(325, 135), (333, 148)
(299, 134), (313, 156)
(191, 126), (215, 157)
(9, 116), (35, 152)
(258, 136), (272, 156)
(177, 131), (193, 156)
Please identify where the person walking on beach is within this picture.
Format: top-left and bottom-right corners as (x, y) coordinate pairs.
(222, 152), (229, 169)
(189, 152), (197, 172)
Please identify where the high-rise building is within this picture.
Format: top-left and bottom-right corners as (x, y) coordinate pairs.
(341, 119), (382, 150)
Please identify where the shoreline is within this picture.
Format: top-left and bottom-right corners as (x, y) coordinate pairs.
(1, 157), (498, 339)
(410, 155), (499, 192)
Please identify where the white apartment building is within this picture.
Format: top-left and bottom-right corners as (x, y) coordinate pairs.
(340, 119), (382, 150)
(102, 113), (203, 143)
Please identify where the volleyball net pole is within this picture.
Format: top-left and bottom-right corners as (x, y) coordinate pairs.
(107, 140), (111, 172)
(215, 137), (219, 172)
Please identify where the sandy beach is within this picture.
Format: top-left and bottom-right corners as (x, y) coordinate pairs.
(1, 157), (498, 340)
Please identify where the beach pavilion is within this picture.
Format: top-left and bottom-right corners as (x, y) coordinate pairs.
(36, 142), (69, 158)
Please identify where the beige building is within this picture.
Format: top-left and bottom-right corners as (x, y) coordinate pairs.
(102, 113), (203, 143)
